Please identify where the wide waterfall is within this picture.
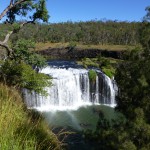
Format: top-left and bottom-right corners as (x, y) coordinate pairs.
(24, 61), (116, 111)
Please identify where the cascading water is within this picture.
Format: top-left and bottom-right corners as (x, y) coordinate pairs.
(24, 61), (116, 111)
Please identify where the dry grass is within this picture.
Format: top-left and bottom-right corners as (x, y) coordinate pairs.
(76, 44), (136, 51)
(35, 42), (137, 52)
(35, 42), (69, 51)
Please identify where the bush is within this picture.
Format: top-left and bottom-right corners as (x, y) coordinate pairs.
(81, 58), (99, 68)
(0, 60), (51, 95)
(102, 67), (115, 78)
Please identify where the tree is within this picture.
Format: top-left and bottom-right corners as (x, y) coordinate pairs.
(115, 11), (150, 122)
(0, 0), (51, 95)
(0, 0), (49, 57)
(84, 7), (150, 150)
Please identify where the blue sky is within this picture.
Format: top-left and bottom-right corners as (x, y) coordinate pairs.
(0, 0), (149, 22)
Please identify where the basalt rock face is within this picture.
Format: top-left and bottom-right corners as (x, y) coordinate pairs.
(38, 48), (123, 60)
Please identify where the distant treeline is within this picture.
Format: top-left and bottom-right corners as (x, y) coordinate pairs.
(0, 20), (141, 45)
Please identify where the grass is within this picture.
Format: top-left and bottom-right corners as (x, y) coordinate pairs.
(35, 42), (137, 52)
(0, 84), (61, 150)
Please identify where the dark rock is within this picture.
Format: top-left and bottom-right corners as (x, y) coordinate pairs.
(38, 48), (124, 60)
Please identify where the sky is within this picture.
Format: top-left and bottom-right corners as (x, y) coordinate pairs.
(0, 0), (150, 23)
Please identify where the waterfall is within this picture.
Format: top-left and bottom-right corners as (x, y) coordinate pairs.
(24, 61), (116, 111)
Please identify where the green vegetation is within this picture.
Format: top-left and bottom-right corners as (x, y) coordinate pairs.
(1, 1), (150, 149)
(98, 56), (116, 78)
(0, 0), (52, 96)
(13, 39), (47, 68)
(78, 57), (99, 68)
(102, 68), (115, 78)
(0, 1), (61, 149)
(84, 9), (150, 150)
(0, 60), (51, 95)
(0, 84), (61, 150)
(77, 57), (117, 78)
(88, 70), (97, 82)
(0, 20), (140, 46)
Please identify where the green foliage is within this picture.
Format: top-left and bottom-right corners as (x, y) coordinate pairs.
(143, 6), (150, 22)
(98, 56), (110, 66)
(13, 39), (47, 68)
(88, 70), (97, 82)
(102, 67), (115, 78)
(78, 57), (116, 78)
(98, 56), (116, 78)
(12, 23), (21, 33)
(78, 57), (99, 68)
(84, 10), (150, 149)
(0, 20), (140, 45)
(33, 0), (49, 22)
(7, 0), (32, 23)
(139, 22), (150, 50)
(0, 60), (51, 95)
(115, 48), (150, 120)
(6, 0), (49, 23)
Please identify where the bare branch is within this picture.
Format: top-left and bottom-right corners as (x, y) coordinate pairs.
(10, 0), (14, 5)
(0, 41), (13, 56)
(3, 31), (13, 44)
(13, 0), (29, 8)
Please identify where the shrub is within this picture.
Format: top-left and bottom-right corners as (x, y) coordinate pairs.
(102, 67), (115, 78)
(0, 60), (51, 95)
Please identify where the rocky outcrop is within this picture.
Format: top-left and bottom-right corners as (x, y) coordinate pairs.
(38, 47), (124, 60)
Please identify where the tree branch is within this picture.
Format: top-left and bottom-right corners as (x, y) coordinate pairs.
(0, 0), (37, 57)
(0, 21), (34, 57)
(3, 31), (13, 44)
(10, 0), (14, 5)
(0, 0), (28, 20)
(0, 41), (13, 56)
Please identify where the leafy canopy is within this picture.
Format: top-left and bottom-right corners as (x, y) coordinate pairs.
(5, 0), (49, 23)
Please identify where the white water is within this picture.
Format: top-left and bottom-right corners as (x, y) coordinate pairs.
(24, 65), (116, 111)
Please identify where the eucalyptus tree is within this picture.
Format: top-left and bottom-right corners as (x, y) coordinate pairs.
(0, 0), (49, 57)
(0, 0), (51, 95)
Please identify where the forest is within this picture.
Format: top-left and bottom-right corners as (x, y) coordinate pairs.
(0, 20), (140, 45)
